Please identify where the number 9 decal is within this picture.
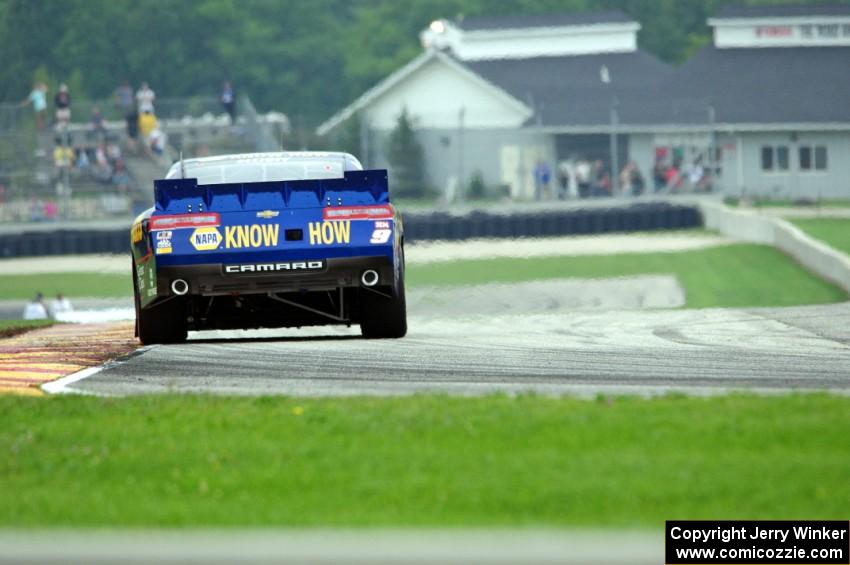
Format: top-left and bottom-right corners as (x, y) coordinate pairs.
(370, 228), (392, 244)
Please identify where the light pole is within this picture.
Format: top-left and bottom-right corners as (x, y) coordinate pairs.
(457, 106), (465, 202)
(600, 65), (619, 195)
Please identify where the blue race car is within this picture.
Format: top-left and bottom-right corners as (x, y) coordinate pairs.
(130, 152), (406, 343)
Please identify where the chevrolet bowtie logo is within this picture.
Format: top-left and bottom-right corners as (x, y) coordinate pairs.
(256, 210), (280, 219)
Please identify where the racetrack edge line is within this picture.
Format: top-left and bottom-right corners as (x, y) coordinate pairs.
(41, 345), (155, 395)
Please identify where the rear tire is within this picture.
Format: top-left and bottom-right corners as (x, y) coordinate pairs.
(138, 298), (188, 345)
(133, 260), (187, 345)
(360, 253), (407, 339)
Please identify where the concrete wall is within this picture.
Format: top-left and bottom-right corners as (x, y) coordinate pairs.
(700, 200), (850, 293)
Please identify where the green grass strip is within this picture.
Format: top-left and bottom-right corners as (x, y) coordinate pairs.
(0, 273), (132, 300)
(0, 394), (848, 527)
(408, 244), (846, 308)
(790, 218), (850, 257)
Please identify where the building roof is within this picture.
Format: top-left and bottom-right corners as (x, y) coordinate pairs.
(665, 45), (850, 125)
(316, 49), (532, 136)
(463, 50), (674, 127)
(714, 3), (850, 19)
(319, 8), (850, 135)
(456, 10), (634, 31)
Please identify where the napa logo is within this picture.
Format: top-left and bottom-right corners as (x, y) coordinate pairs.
(190, 227), (222, 251)
(308, 221), (350, 245)
(225, 224), (280, 249)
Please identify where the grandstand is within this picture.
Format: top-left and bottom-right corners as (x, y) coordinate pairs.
(0, 95), (288, 223)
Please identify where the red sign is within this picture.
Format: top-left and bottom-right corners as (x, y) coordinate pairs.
(755, 26), (792, 37)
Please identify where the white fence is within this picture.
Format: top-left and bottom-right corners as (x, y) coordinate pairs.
(700, 201), (850, 293)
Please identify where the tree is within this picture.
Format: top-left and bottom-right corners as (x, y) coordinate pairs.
(385, 108), (426, 198)
(333, 111), (363, 159)
(1, 0), (841, 128)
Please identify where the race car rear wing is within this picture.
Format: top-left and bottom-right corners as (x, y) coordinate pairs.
(153, 169), (389, 215)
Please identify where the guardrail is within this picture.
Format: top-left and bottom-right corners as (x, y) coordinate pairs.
(0, 203), (701, 258)
(700, 201), (850, 293)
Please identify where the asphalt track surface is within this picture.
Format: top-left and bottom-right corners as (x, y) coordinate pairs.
(70, 301), (850, 396)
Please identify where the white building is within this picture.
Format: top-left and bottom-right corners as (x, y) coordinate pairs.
(318, 5), (850, 200)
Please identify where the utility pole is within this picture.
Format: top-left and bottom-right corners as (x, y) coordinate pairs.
(707, 104), (716, 191)
(601, 65), (619, 195)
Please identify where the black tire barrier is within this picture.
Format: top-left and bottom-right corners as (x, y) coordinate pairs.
(0, 203), (701, 258)
(0, 229), (131, 258)
(402, 203), (702, 243)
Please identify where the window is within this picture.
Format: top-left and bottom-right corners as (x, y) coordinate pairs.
(761, 146), (773, 171)
(799, 146), (812, 170)
(798, 145), (827, 171)
(761, 146), (789, 172)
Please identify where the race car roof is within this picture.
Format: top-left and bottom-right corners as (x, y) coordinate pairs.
(165, 151), (363, 186)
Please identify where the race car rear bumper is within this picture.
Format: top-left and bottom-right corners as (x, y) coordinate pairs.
(155, 255), (394, 298)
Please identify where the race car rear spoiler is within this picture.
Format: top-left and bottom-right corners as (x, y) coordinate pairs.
(153, 170), (389, 214)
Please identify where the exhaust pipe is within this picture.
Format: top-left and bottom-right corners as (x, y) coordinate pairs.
(360, 270), (379, 287)
(171, 279), (189, 296)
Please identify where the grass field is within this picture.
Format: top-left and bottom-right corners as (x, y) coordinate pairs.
(0, 244), (844, 308)
(0, 273), (132, 301)
(408, 244), (846, 308)
(0, 393), (847, 527)
(790, 218), (850, 256)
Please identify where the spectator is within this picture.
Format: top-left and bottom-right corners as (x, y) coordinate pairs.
(653, 160), (667, 192)
(138, 111), (157, 139)
(687, 157), (704, 190)
(94, 142), (109, 167)
(556, 159), (574, 200)
(29, 198), (44, 221)
(590, 160), (610, 197)
(43, 200), (58, 221)
(76, 146), (90, 171)
(93, 142), (112, 181)
(19, 82), (48, 129)
(106, 142), (122, 163)
(90, 105), (105, 140)
(533, 160), (551, 201)
(630, 163), (646, 196)
(54, 83), (71, 128)
(52, 136), (73, 180)
(115, 80), (134, 117)
(575, 158), (591, 198)
(148, 128), (167, 156)
(126, 107), (140, 147)
(665, 159), (683, 192)
(619, 162), (634, 196)
(136, 82), (156, 114)
(49, 293), (73, 318)
(23, 293), (49, 320)
(111, 159), (130, 192)
(221, 81), (236, 123)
